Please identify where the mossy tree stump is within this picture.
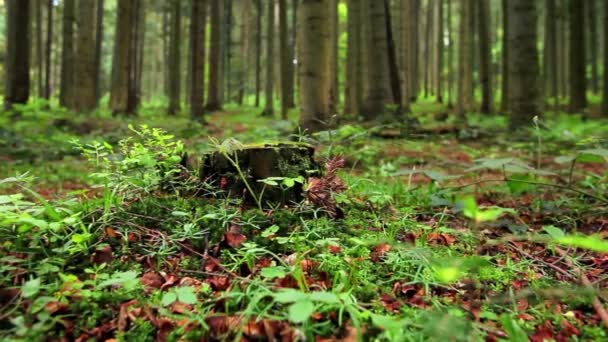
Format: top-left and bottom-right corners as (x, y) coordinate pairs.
(200, 143), (320, 207)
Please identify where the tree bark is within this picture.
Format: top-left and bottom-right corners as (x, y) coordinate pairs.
(286, 0), (297, 108)
(261, 0), (275, 116)
(545, 0), (558, 106)
(446, 0), (453, 108)
(361, 0), (391, 120)
(110, 0), (139, 115)
(298, 0), (331, 132)
(401, 0), (413, 113)
(457, 0), (474, 116)
(569, 0), (586, 113)
(602, 0), (608, 115)
(44, 0), (53, 99)
(94, 0), (104, 104)
(5, 0), (31, 111)
(168, 0), (181, 115)
(587, 0), (598, 94)
(190, 0), (207, 120)
(279, 0), (290, 119)
(328, 0), (339, 113)
(254, 0), (262, 107)
(507, 0), (539, 128)
(477, 0), (492, 113)
(345, 0), (362, 115)
(72, 0), (98, 112)
(206, 0), (224, 111)
(384, 0), (402, 106)
(499, 0), (508, 112)
(436, 0), (444, 103)
(60, 0), (75, 108)
(36, 0), (43, 98)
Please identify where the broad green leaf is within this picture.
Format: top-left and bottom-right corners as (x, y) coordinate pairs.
(500, 315), (529, 342)
(161, 292), (178, 306)
(261, 225), (280, 237)
(556, 235), (608, 253)
(434, 266), (462, 283)
(555, 155), (577, 164)
(260, 267), (287, 279)
(22, 278), (41, 298)
(475, 208), (512, 222)
(543, 225), (565, 239)
(288, 301), (315, 323)
(507, 174), (536, 194)
(309, 291), (340, 303)
(273, 289), (308, 303)
(175, 286), (198, 304)
(579, 148), (608, 159)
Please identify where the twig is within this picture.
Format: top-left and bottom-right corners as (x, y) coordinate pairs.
(555, 247), (608, 329)
(508, 242), (573, 279)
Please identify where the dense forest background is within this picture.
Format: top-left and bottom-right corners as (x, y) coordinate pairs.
(3, 0), (608, 130)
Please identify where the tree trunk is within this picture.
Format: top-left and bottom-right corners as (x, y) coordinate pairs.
(569, 0), (586, 113)
(60, 0), (75, 108)
(587, 0), (598, 94)
(36, 0), (43, 98)
(545, 0), (558, 106)
(286, 0), (297, 108)
(424, 0), (432, 98)
(190, 0), (207, 120)
(254, 0), (262, 107)
(328, 0), (339, 113)
(361, 0), (391, 120)
(345, 0), (362, 115)
(44, 0), (53, 99)
(168, 0), (181, 115)
(477, 0), (492, 113)
(401, 0), (413, 113)
(72, 0), (98, 112)
(436, 0), (443, 103)
(457, 0), (474, 116)
(446, 0), (453, 108)
(5, 0), (31, 111)
(134, 0), (146, 107)
(110, 0), (139, 115)
(206, 0), (223, 111)
(298, 0), (331, 132)
(261, 0), (275, 116)
(508, 0), (539, 128)
(602, 0), (608, 115)
(384, 0), (402, 106)
(499, 0), (508, 112)
(94, 0), (104, 104)
(279, 0), (290, 119)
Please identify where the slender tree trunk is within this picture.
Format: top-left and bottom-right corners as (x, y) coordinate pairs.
(254, 0), (262, 107)
(411, 0), (420, 101)
(206, 0), (223, 111)
(223, 0), (232, 103)
(286, 0), (297, 108)
(401, 0), (412, 113)
(436, 0), (443, 103)
(329, 0), (339, 113)
(60, 0), (75, 108)
(424, 0), (433, 98)
(477, 0), (492, 113)
(72, 0), (98, 112)
(588, 0), (599, 94)
(35, 0), (43, 98)
(602, 2), (608, 114)
(94, 0), (104, 104)
(545, 0), (558, 106)
(499, 0), (508, 112)
(44, 0), (53, 99)
(384, 0), (401, 106)
(508, 0), (539, 128)
(446, 0), (453, 108)
(162, 7), (170, 96)
(298, 0), (331, 132)
(190, 0), (207, 120)
(361, 0), (391, 120)
(261, 0), (275, 116)
(345, 0), (362, 115)
(110, 0), (139, 115)
(5, 0), (31, 111)
(457, 0), (474, 116)
(569, 0), (587, 113)
(134, 0), (146, 107)
(279, 0), (290, 119)
(168, 0), (181, 115)
(237, 0), (250, 105)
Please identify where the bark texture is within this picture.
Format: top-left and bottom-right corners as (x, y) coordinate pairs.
(569, 0), (587, 113)
(5, 0), (31, 111)
(190, 0), (207, 120)
(205, 0), (224, 111)
(72, 0), (99, 112)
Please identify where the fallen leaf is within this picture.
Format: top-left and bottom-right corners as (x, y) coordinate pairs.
(328, 245), (342, 254)
(530, 320), (555, 342)
(208, 275), (231, 291)
(224, 225), (247, 248)
(427, 232), (456, 246)
(141, 272), (163, 291)
(380, 294), (402, 313)
(371, 244), (392, 262)
(91, 246), (113, 265)
(44, 301), (69, 315)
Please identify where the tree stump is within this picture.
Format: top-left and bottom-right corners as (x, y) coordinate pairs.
(200, 143), (320, 207)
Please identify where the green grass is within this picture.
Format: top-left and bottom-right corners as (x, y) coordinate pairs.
(0, 100), (607, 341)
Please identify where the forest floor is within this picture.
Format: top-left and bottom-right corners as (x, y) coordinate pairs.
(1, 99), (608, 341)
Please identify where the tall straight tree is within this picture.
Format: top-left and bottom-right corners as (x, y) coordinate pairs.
(60, 0), (75, 108)
(446, 0), (454, 108)
(110, 0), (141, 115)
(298, 0), (331, 132)
(436, 0), (443, 103)
(457, 0), (474, 116)
(499, 0), (508, 112)
(361, 0), (391, 120)
(190, 0), (207, 120)
(603, 0), (608, 115)
(279, 0), (290, 119)
(384, 0), (402, 106)
(35, 0), (43, 97)
(261, 0), (276, 116)
(5, 0), (31, 111)
(44, 0), (53, 99)
(72, 0), (98, 112)
(507, 0), (539, 128)
(477, 0), (492, 113)
(587, 0), (598, 93)
(328, 0), (339, 112)
(168, 0), (181, 115)
(345, 0), (362, 115)
(205, 0), (223, 111)
(545, 0), (558, 106)
(94, 0), (104, 103)
(254, 0), (262, 107)
(569, 0), (586, 112)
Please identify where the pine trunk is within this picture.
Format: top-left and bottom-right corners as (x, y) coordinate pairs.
(168, 0), (181, 115)
(44, 0), (53, 99)
(5, 0), (31, 111)
(569, 0), (586, 112)
(110, 0), (139, 115)
(190, 0), (207, 120)
(60, 0), (75, 108)
(72, 0), (98, 112)
(261, 0), (275, 116)
(206, 0), (224, 111)
(457, 0), (474, 116)
(477, 0), (492, 113)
